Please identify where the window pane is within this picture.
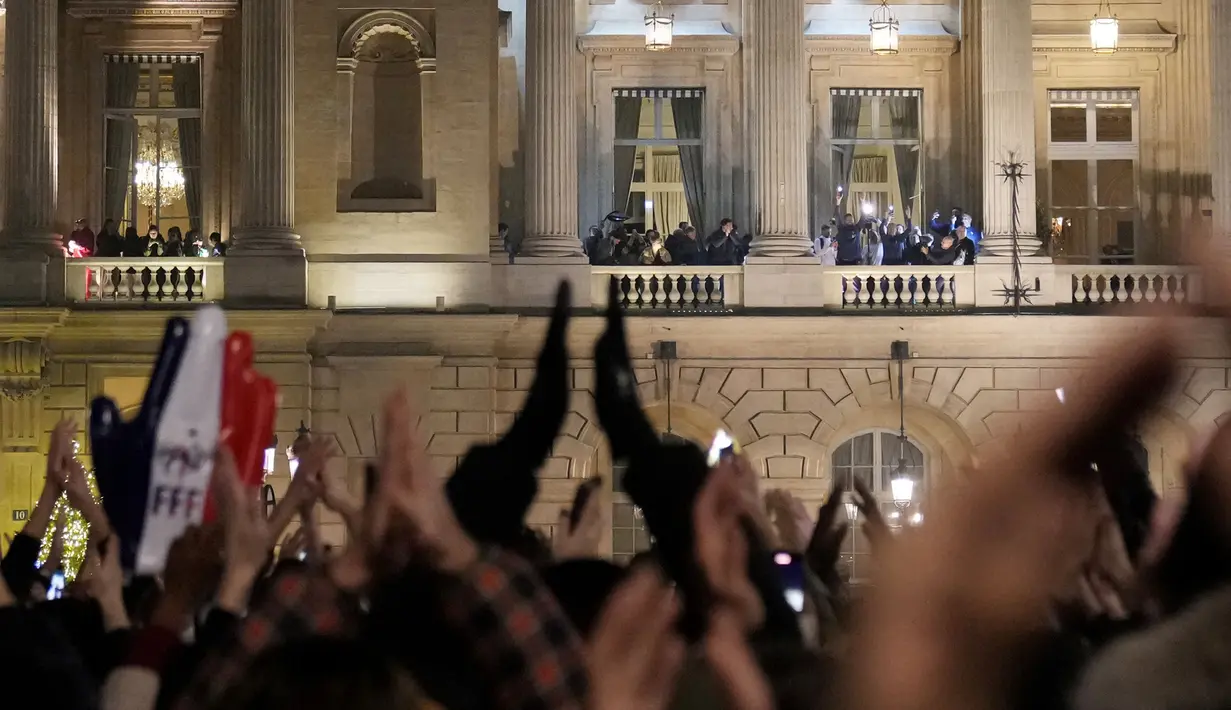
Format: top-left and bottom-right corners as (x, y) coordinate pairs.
(1096, 210), (1136, 263)
(613, 502), (635, 528)
(1096, 160), (1136, 207)
(637, 98), (656, 140)
(853, 467), (873, 492)
(851, 433), (875, 466)
(1095, 104), (1133, 142)
(1050, 105), (1087, 142)
(1051, 161), (1089, 207)
(1051, 210), (1091, 260)
(833, 440), (852, 468)
(612, 528), (635, 555)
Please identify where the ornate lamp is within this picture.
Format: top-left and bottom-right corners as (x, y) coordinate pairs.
(869, 0), (900, 56)
(1090, 0), (1119, 54)
(890, 341), (914, 510)
(645, 1), (673, 52)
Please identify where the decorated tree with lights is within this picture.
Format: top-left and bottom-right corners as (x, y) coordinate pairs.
(38, 440), (102, 580)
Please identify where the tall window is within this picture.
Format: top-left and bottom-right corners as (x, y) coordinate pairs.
(831, 89), (922, 222)
(613, 89), (704, 234)
(104, 55), (203, 237)
(830, 430), (925, 583)
(1046, 90), (1139, 264)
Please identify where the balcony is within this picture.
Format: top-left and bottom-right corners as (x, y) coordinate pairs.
(66, 258), (225, 305)
(591, 263), (1204, 312)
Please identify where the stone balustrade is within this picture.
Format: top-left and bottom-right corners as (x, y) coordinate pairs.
(1057, 265), (1203, 306)
(66, 258), (225, 304)
(822, 267), (976, 310)
(592, 267), (743, 311)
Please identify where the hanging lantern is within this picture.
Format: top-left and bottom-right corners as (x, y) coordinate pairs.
(645, 1), (673, 52)
(869, 0), (900, 56)
(1090, 0), (1119, 54)
(890, 464), (915, 509)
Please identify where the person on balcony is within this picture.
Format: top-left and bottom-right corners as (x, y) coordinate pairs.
(183, 229), (205, 257)
(835, 213), (868, 267)
(210, 232), (227, 257)
(68, 218), (95, 257)
(121, 227), (144, 258)
(640, 230), (672, 266)
(144, 225), (166, 257)
(812, 223), (833, 261)
(863, 223), (884, 266)
(666, 226), (702, 266)
(95, 220), (122, 257)
(706, 218), (740, 266)
(164, 227), (185, 257)
(882, 222), (911, 266)
(953, 224), (977, 266)
(924, 233), (959, 266)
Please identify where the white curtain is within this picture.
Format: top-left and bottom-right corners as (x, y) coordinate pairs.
(650, 154), (688, 232)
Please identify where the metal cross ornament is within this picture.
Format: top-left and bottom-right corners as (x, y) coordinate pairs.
(992, 153), (1042, 313)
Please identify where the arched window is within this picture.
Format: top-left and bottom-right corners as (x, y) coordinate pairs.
(830, 430), (926, 582)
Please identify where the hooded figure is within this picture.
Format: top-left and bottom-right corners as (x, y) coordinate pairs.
(593, 278), (801, 645)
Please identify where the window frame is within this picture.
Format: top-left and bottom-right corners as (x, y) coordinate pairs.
(829, 89), (925, 218)
(102, 56), (204, 235)
(614, 93), (703, 228)
(1046, 90), (1142, 264)
(829, 429), (927, 584)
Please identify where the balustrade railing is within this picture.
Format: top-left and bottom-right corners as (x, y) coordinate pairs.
(592, 267), (743, 310)
(823, 267), (975, 310)
(66, 258), (224, 304)
(1057, 266), (1202, 305)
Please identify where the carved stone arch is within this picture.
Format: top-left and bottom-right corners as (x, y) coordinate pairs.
(339, 10), (437, 74)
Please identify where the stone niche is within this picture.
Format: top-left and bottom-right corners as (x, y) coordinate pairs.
(336, 10), (438, 214)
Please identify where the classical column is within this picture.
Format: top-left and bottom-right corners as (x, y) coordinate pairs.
(747, 0), (811, 258)
(979, 0), (1041, 256)
(522, 0), (583, 257)
(226, 0), (306, 305)
(1212, 0), (1231, 246)
(232, 0), (300, 253)
(1, 0), (61, 256)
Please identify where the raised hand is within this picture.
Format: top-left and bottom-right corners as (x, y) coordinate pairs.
(586, 566), (686, 710)
(804, 479), (850, 589)
(594, 277), (658, 463)
(554, 482), (605, 561)
(852, 475), (890, 552)
(212, 446), (272, 613)
(83, 537), (129, 630)
(153, 524), (224, 632)
(765, 488), (813, 552)
(848, 323), (1177, 710)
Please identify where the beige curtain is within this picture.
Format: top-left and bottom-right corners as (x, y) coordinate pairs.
(650, 154), (689, 232)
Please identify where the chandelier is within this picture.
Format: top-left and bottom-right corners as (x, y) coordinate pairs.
(869, 0), (900, 56)
(645, 1), (673, 52)
(134, 123), (186, 208)
(1090, 0), (1119, 54)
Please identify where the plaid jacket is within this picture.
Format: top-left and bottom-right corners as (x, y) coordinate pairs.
(177, 548), (588, 710)
(444, 549), (589, 710)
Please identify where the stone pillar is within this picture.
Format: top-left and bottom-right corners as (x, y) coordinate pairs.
(978, 0), (1041, 257)
(226, 0), (307, 305)
(521, 0), (583, 257)
(0, 0), (64, 304)
(1213, 0), (1231, 246)
(746, 0), (811, 258)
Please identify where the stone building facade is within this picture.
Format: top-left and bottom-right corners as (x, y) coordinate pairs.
(0, 0), (1230, 560)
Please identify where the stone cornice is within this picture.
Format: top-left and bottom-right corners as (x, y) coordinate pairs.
(805, 35), (959, 56)
(0, 308), (70, 340)
(1033, 33), (1177, 55)
(578, 34), (740, 57)
(316, 313), (522, 358)
(326, 355), (444, 371)
(67, 1), (238, 19)
(49, 309), (332, 354)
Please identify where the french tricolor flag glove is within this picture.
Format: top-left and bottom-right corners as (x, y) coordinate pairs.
(207, 331), (278, 523)
(134, 306), (227, 575)
(91, 317), (192, 573)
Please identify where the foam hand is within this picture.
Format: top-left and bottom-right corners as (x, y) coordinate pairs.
(135, 306), (227, 574)
(206, 331), (278, 522)
(446, 281), (571, 545)
(91, 317), (191, 572)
